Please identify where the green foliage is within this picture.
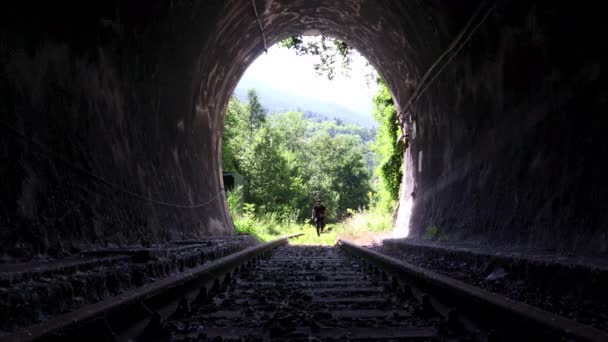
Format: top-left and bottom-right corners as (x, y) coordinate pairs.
(278, 36), (378, 85)
(340, 210), (393, 234)
(222, 94), (371, 223)
(243, 203), (256, 218)
(424, 225), (439, 240)
(422, 225), (449, 241)
(241, 125), (292, 210)
(227, 185), (245, 214)
(223, 86), (403, 245)
(222, 96), (249, 173)
(246, 88), (266, 131)
(370, 79), (404, 213)
(279, 36), (353, 80)
(231, 208), (393, 246)
(278, 36), (304, 50)
(305, 133), (371, 217)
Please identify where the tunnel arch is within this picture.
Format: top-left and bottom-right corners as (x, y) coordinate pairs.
(194, 0), (453, 134)
(2, 0), (606, 258)
(187, 0), (458, 239)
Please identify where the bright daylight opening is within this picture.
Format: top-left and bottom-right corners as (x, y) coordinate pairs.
(221, 36), (411, 246)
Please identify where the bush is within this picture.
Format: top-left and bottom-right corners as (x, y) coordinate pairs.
(226, 185), (245, 215)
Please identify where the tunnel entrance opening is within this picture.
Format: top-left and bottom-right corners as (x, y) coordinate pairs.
(219, 36), (411, 246)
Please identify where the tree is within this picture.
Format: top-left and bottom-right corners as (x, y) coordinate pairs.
(270, 111), (308, 153)
(246, 89), (266, 132)
(222, 96), (248, 172)
(301, 132), (370, 219)
(222, 92), (372, 221)
(330, 135), (371, 214)
(240, 124), (292, 211)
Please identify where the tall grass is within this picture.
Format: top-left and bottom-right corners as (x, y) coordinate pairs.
(335, 210), (393, 244)
(228, 185), (394, 245)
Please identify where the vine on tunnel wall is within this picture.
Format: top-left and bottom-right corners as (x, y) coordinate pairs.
(371, 79), (404, 214)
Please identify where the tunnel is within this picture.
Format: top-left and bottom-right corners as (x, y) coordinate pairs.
(1, 0), (607, 338)
(2, 0), (606, 257)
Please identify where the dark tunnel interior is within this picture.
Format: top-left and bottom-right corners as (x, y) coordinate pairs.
(1, 0), (607, 339)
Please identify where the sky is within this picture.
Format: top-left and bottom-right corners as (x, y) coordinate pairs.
(236, 42), (379, 118)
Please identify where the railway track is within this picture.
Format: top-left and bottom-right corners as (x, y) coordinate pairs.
(163, 245), (445, 341)
(4, 235), (606, 341)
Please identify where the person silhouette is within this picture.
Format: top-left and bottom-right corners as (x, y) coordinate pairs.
(311, 199), (326, 237)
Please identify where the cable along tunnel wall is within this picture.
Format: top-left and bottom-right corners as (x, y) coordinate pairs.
(1, 0), (607, 259)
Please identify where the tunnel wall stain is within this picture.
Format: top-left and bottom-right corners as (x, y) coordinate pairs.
(0, 0), (606, 259)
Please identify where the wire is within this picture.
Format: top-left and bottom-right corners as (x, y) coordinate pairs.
(252, 0), (268, 53)
(414, 3), (497, 104)
(399, 1), (496, 117)
(0, 120), (224, 209)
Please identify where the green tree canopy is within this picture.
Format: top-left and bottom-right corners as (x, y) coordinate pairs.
(222, 95), (372, 221)
(246, 88), (266, 133)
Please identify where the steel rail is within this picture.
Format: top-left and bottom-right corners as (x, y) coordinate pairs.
(339, 240), (608, 342)
(2, 234), (302, 342)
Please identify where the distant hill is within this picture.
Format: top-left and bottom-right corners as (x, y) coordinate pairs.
(234, 78), (376, 128)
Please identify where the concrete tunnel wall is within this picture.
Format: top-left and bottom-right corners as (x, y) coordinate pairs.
(0, 0), (606, 259)
(406, 1), (608, 253)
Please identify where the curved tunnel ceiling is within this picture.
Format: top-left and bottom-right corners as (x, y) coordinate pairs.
(198, 0), (456, 127)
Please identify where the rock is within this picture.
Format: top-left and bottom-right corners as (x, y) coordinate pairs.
(486, 267), (507, 281)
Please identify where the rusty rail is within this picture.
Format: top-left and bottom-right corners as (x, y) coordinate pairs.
(3, 234), (302, 342)
(338, 239), (608, 342)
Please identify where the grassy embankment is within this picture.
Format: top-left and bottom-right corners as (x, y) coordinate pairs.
(231, 210), (394, 246)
